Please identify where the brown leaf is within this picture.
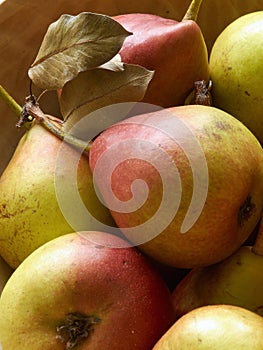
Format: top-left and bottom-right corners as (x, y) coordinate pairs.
(98, 54), (124, 71)
(28, 12), (131, 90)
(60, 64), (154, 134)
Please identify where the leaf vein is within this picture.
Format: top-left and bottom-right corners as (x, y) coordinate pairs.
(65, 75), (149, 120)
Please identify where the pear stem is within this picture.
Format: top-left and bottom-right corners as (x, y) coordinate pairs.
(182, 0), (203, 21)
(0, 84), (22, 117)
(25, 101), (92, 153)
(0, 84), (92, 152)
(252, 216), (263, 256)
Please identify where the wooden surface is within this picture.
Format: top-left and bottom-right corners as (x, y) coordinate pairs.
(0, 0), (262, 174)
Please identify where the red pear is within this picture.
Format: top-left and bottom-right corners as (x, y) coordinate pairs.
(114, 0), (209, 107)
(89, 104), (263, 268)
(0, 231), (175, 349)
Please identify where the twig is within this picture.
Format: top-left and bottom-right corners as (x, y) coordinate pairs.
(24, 96), (92, 152)
(0, 84), (22, 117)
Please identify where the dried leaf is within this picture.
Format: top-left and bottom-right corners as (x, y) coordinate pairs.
(28, 12), (131, 90)
(98, 54), (124, 71)
(60, 64), (154, 133)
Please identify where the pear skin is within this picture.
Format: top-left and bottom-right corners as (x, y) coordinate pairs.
(172, 246), (263, 318)
(0, 123), (114, 268)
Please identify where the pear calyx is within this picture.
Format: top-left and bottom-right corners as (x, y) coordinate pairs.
(238, 195), (256, 226)
(56, 312), (101, 349)
(184, 79), (212, 105)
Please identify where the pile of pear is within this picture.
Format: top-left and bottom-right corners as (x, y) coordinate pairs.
(0, 2), (263, 349)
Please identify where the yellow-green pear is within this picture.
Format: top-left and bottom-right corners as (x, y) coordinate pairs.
(0, 256), (13, 295)
(172, 245), (263, 319)
(152, 304), (263, 349)
(0, 122), (114, 268)
(209, 11), (263, 144)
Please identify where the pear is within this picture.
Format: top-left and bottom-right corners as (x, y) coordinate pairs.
(89, 104), (263, 268)
(0, 256), (13, 295)
(172, 246), (263, 319)
(152, 304), (263, 349)
(209, 11), (263, 144)
(0, 231), (175, 350)
(172, 216), (263, 318)
(114, 0), (209, 107)
(0, 122), (114, 268)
